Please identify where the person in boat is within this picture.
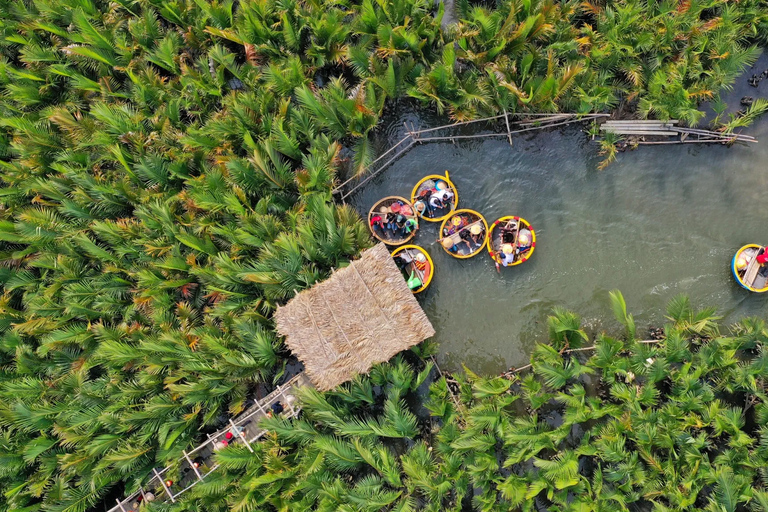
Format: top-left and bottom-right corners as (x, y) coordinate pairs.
(500, 219), (517, 244)
(404, 218), (418, 235)
(758, 249), (768, 266)
(442, 237), (458, 253)
(458, 228), (474, 252)
(500, 243), (516, 266)
(384, 211), (397, 233)
(394, 214), (407, 236)
(437, 188), (454, 207)
(428, 193), (444, 217)
(369, 213), (385, 236)
(517, 228), (532, 253)
(468, 223), (484, 249)
(393, 254), (408, 271)
(445, 215), (466, 236)
(414, 201), (426, 217)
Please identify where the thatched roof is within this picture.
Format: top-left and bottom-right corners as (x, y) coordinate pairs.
(274, 243), (435, 391)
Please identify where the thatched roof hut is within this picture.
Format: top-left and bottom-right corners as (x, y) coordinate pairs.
(274, 243), (435, 391)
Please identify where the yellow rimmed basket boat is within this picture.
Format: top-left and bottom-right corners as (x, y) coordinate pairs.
(732, 244), (768, 293)
(487, 216), (536, 268)
(438, 209), (488, 259)
(410, 171), (458, 223)
(391, 245), (434, 294)
(368, 196), (419, 246)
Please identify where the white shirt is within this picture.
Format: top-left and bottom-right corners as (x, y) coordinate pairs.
(501, 252), (515, 266)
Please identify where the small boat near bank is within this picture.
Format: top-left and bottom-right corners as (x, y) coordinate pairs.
(368, 196), (419, 246)
(732, 244), (768, 293)
(488, 216), (536, 269)
(392, 245), (434, 293)
(439, 209), (488, 259)
(411, 172), (458, 223)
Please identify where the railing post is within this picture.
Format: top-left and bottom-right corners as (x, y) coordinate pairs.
(230, 418), (254, 453)
(503, 109), (513, 146)
(116, 498), (128, 512)
(153, 468), (175, 503)
(277, 384), (296, 417)
(183, 450), (204, 481)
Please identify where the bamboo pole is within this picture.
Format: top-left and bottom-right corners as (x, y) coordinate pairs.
(183, 450), (204, 481)
(229, 418), (254, 453)
(153, 468), (175, 503)
(413, 116), (605, 143)
(503, 109), (513, 146)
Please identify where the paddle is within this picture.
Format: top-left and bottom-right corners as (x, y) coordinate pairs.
(510, 220), (522, 263)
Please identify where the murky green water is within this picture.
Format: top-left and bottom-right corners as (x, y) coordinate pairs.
(351, 75), (768, 376)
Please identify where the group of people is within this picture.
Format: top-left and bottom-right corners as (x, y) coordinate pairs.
(370, 202), (418, 240)
(496, 219), (532, 267)
(414, 180), (455, 218)
(441, 214), (485, 254)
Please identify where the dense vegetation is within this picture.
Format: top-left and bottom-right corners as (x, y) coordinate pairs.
(0, 0), (767, 511)
(172, 294), (768, 511)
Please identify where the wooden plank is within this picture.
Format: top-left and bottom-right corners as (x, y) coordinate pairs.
(743, 250), (763, 288)
(604, 119), (679, 124)
(601, 130), (677, 136)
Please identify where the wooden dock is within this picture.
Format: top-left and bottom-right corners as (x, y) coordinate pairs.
(600, 120), (757, 144)
(106, 373), (312, 512)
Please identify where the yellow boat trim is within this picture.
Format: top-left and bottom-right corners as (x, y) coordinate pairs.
(732, 244), (768, 293)
(410, 171), (459, 223)
(487, 216), (536, 267)
(391, 244), (434, 294)
(438, 209), (488, 259)
(368, 196), (418, 246)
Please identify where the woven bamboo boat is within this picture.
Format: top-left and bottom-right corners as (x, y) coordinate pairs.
(368, 196), (419, 246)
(391, 245), (434, 294)
(487, 216), (536, 268)
(410, 172), (458, 223)
(732, 244), (768, 293)
(438, 209), (488, 259)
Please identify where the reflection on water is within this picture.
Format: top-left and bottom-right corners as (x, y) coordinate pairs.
(352, 100), (768, 375)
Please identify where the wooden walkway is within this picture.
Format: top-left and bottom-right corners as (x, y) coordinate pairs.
(107, 373), (312, 512)
(601, 120), (757, 144)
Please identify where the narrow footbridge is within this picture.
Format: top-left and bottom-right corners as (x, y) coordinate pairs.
(601, 119), (757, 144)
(107, 372), (312, 512)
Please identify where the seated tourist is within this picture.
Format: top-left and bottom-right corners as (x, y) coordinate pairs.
(500, 243), (516, 266)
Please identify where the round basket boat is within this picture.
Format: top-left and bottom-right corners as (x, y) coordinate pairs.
(732, 244), (768, 293)
(410, 171), (459, 223)
(487, 216), (536, 268)
(368, 196), (419, 246)
(438, 209), (488, 259)
(391, 245), (434, 294)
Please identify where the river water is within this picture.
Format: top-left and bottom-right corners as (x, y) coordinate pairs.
(350, 68), (768, 375)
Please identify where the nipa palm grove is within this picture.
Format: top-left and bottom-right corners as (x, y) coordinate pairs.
(1, 0), (768, 510)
